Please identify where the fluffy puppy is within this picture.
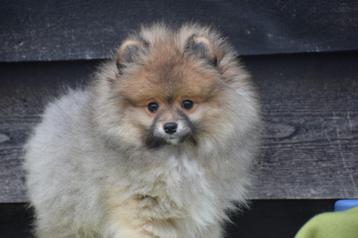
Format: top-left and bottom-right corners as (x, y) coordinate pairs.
(24, 23), (261, 238)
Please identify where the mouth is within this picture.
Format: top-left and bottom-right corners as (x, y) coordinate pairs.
(167, 137), (180, 145)
(145, 131), (195, 149)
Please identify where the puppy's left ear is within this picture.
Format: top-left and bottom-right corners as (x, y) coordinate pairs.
(115, 38), (149, 71)
(184, 34), (219, 66)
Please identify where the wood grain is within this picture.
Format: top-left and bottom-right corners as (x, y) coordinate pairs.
(1, 0), (358, 62)
(0, 53), (357, 202)
(251, 54), (358, 199)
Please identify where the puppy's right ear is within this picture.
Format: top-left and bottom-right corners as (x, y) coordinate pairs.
(115, 38), (149, 71)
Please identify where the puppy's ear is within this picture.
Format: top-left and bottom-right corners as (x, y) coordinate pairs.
(116, 38), (149, 71)
(184, 34), (217, 66)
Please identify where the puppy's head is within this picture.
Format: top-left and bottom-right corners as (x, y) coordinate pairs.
(94, 24), (258, 151)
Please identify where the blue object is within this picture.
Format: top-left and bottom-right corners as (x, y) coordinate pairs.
(334, 200), (358, 212)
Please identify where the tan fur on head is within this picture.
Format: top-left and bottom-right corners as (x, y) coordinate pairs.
(95, 23), (257, 150)
(24, 23), (261, 238)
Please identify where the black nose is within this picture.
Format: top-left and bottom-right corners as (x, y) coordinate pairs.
(163, 122), (178, 134)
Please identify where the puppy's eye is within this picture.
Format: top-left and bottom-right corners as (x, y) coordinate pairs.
(147, 102), (159, 112)
(181, 100), (194, 110)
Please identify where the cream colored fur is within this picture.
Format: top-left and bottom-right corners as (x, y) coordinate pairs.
(24, 23), (261, 238)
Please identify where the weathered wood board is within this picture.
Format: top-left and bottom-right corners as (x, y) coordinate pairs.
(0, 53), (357, 202)
(1, 0), (358, 62)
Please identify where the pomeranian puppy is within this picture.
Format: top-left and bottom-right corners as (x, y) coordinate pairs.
(24, 23), (261, 238)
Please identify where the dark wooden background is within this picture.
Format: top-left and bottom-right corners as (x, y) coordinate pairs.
(1, 0), (358, 237)
(2, 0), (358, 61)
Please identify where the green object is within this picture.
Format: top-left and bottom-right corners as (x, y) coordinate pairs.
(295, 207), (358, 238)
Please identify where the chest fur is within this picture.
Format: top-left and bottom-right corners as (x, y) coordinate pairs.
(145, 157), (218, 225)
(104, 156), (221, 238)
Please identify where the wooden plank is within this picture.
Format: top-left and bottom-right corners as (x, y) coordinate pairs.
(0, 53), (357, 202)
(251, 53), (358, 199)
(1, 0), (358, 62)
(0, 200), (334, 238)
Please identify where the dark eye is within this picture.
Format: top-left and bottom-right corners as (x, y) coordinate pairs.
(147, 102), (159, 112)
(181, 100), (194, 110)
